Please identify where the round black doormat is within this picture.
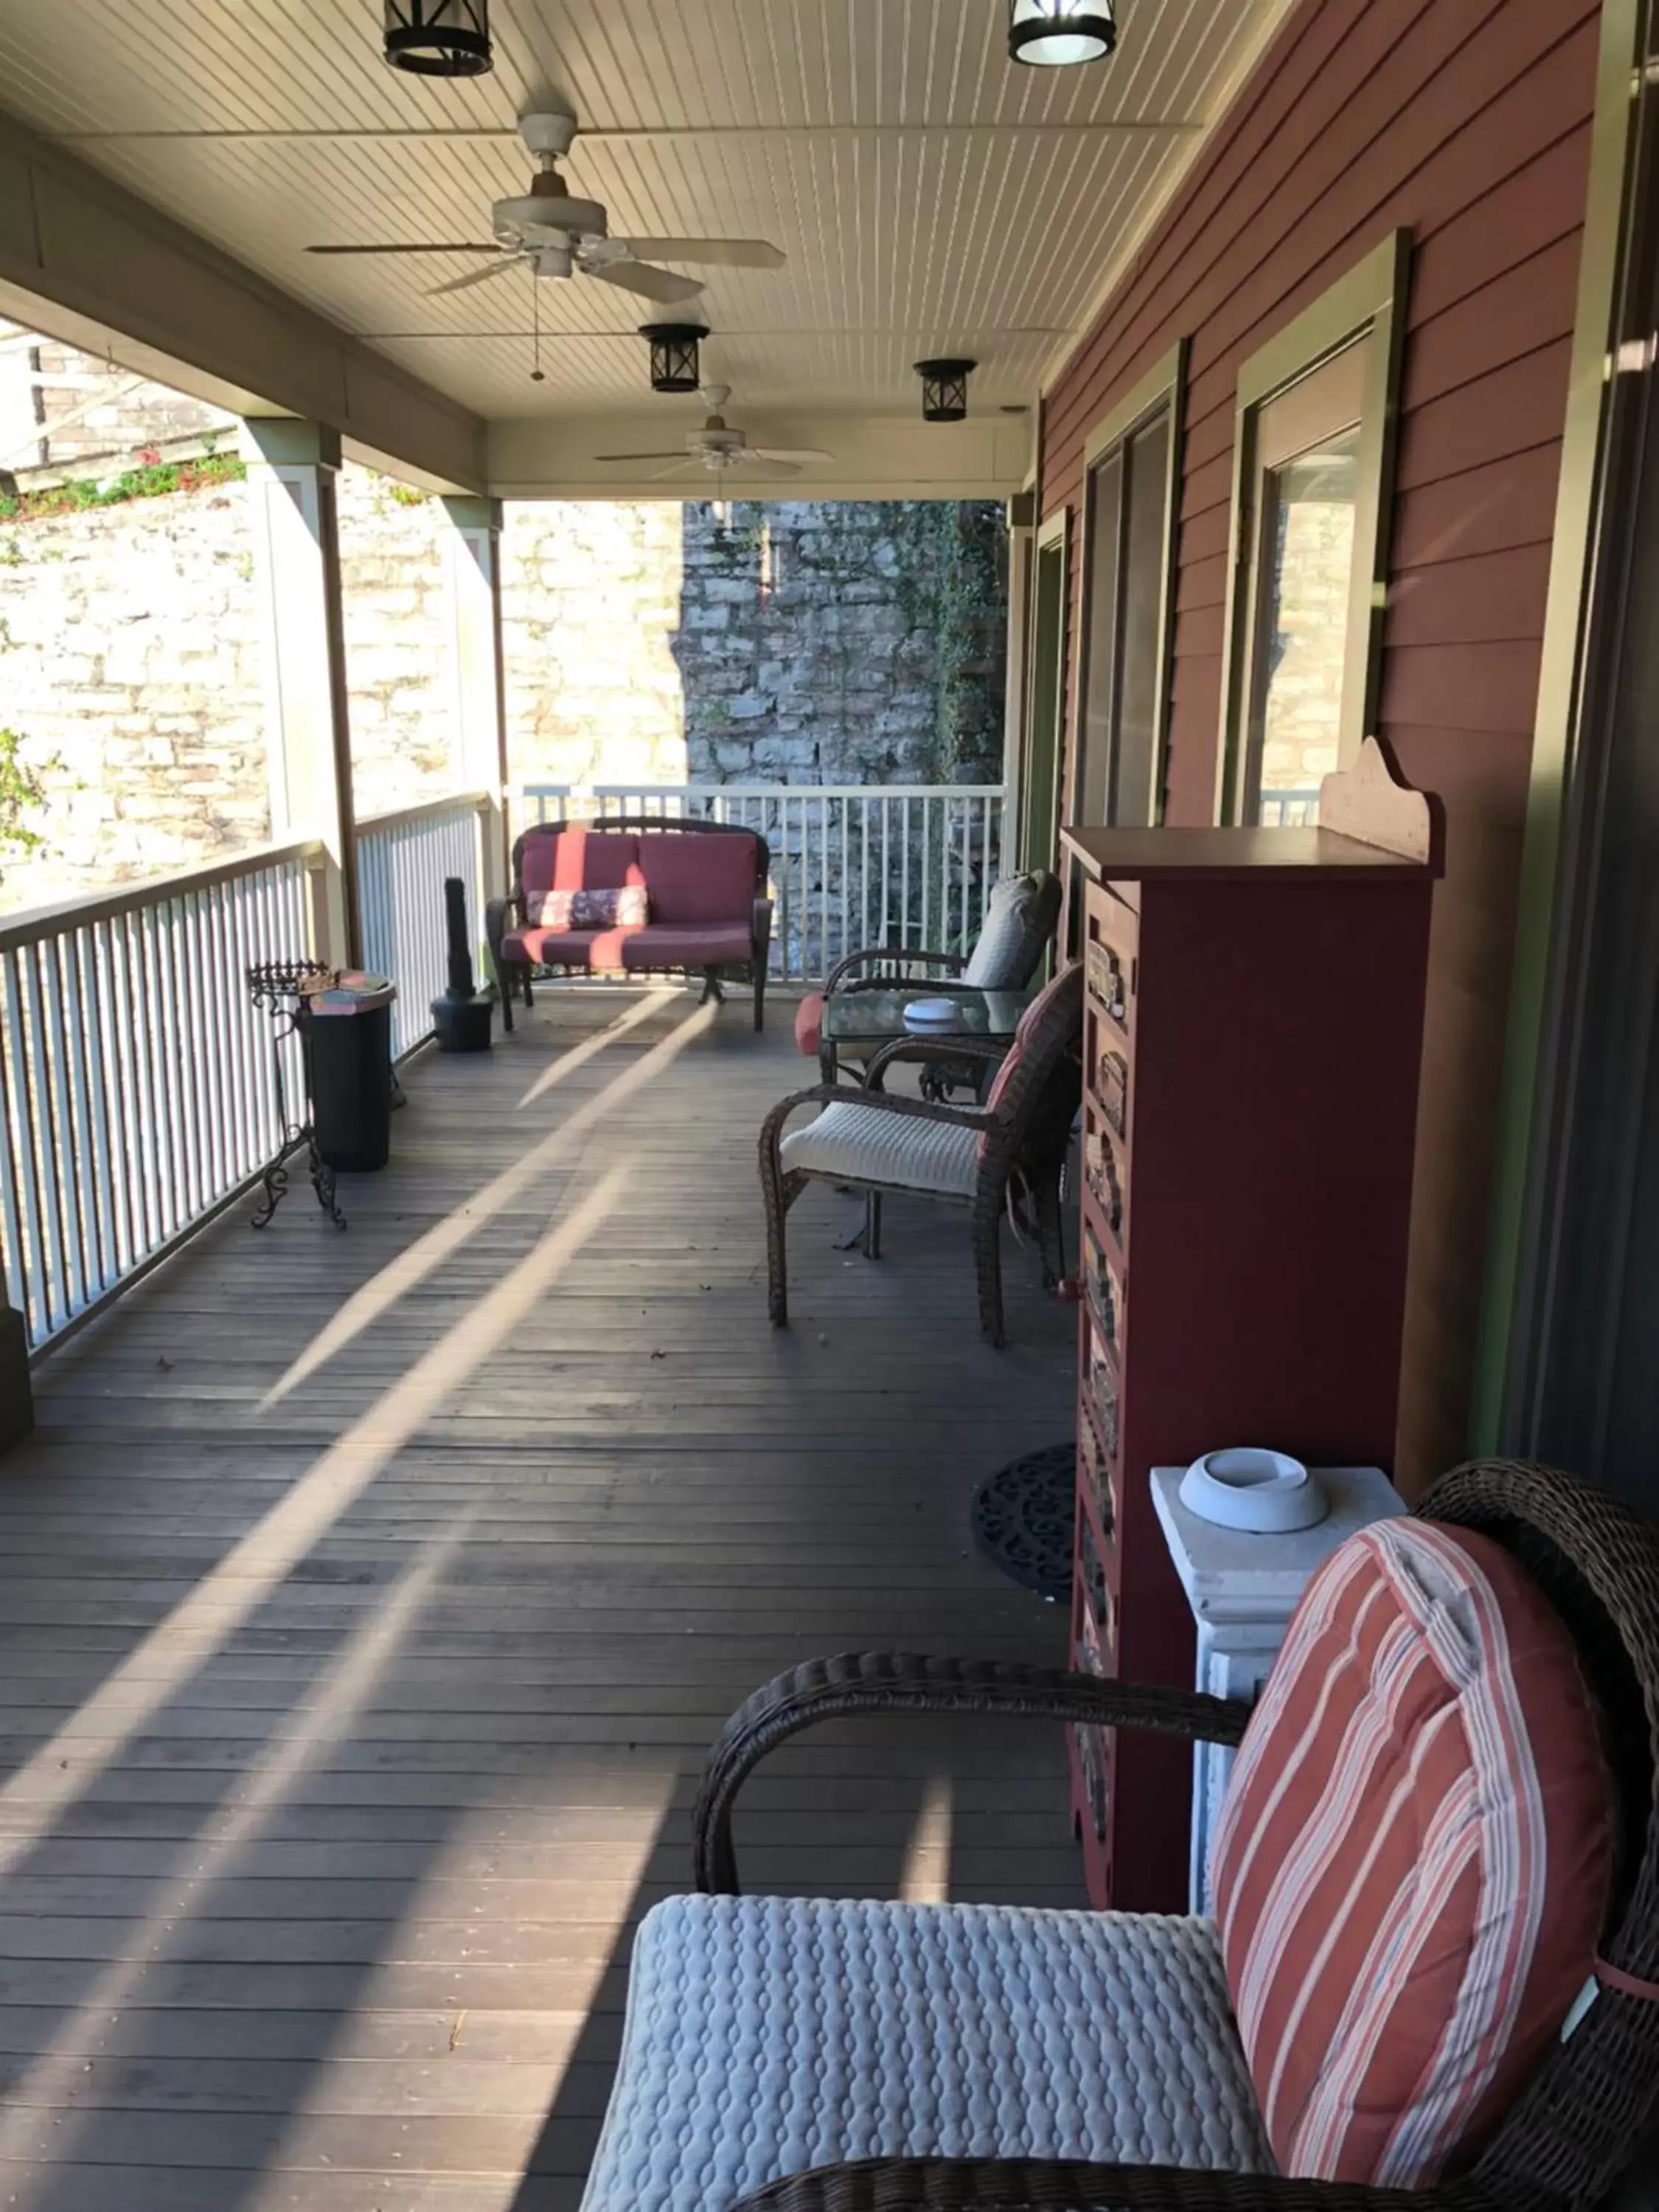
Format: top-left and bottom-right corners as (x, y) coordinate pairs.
(971, 1444), (1074, 1604)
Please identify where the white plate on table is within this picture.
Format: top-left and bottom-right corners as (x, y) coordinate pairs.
(902, 998), (964, 1030)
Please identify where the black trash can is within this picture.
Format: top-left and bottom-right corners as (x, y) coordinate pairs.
(301, 973), (397, 1173)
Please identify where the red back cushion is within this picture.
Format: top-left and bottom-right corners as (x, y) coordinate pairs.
(521, 830), (642, 911)
(636, 832), (757, 924)
(1212, 1519), (1618, 2186)
(978, 964), (1072, 1144)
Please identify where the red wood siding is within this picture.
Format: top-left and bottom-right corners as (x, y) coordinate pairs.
(1040, 0), (1599, 1490)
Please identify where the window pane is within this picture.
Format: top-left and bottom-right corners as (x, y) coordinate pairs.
(1113, 409), (1171, 826)
(1252, 428), (1359, 824)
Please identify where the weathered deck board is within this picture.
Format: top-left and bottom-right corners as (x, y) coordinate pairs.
(0, 990), (1080, 2211)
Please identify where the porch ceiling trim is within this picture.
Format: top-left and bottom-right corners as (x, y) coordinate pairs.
(0, 110), (487, 495)
(486, 411), (1033, 504)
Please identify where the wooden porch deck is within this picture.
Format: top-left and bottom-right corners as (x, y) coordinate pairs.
(0, 988), (1082, 2212)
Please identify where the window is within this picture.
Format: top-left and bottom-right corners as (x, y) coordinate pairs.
(1074, 343), (1185, 830)
(1219, 234), (1409, 825)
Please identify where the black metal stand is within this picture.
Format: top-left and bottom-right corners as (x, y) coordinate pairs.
(246, 960), (348, 1232)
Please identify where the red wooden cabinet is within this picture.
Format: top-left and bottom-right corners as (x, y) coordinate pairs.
(1060, 745), (1441, 1911)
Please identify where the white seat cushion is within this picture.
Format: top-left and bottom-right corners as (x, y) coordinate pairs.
(780, 1100), (979, 1197)
(580, 1895), (1274, 2212)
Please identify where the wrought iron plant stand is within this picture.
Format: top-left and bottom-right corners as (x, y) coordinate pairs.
(246, 959), (348, 1231)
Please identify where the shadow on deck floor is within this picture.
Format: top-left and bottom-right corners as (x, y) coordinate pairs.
(0, 987), (1080, 2212)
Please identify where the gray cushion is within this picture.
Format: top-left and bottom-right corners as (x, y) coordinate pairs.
(779, 1099), (980, 1196)
(963, 872), (1052, 989)
(580, 1894), (1274, 2212)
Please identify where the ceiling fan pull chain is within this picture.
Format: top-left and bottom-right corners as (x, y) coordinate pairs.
(531, 276), (544, 383)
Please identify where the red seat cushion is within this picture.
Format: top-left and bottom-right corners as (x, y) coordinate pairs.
(795, 992), (825, 1058)
(505, 922), (751, 972)
(636, 832), (757, 924)
(1212, 1518), (1618, 2186)
(620, 922), (752, 968)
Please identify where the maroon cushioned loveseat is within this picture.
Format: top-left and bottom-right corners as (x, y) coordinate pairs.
(486, 818), (773, 1032)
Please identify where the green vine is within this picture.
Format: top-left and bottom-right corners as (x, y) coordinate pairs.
(0, 729), (49, 868)
(0, 451), (247, 525)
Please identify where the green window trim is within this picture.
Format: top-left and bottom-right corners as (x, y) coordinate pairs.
(1214, 230), (1411, 824)
(1018, 504), (1071, 878)
(1471, 0), (1647, 1450)
(1072, 338), (1188, 830)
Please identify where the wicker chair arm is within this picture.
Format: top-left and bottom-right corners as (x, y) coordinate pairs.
(728, 2156), (1468, 2212)
(760, 1084), (991, 1161)
(865, 1035), (1008, 1091)
(694, 1653), (1251, 1895)
(484, 891), (522, 950)
(825, 945), (967, 995)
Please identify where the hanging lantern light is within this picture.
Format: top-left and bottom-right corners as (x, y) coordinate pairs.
(641, 324), (708, 394)
(915, 358), (977, 423)
(383, 1), (493, 77)
(1007, 0), (1116, 66)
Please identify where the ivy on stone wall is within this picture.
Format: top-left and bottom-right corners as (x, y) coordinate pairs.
(0, 452), (246, 525)
(678, 499), (1007, 787)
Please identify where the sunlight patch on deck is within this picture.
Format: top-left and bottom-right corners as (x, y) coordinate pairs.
(0, 1164), (630, 1871)
(259, 995), (714, 1411)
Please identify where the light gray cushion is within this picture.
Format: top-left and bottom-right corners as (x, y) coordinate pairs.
(581, 1895), (1274, 2212)
(963, 872), (1050, 989)
(779, 1099), (980, 1196)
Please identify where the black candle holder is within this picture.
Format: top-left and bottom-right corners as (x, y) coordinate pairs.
(246, 960), (349, 1231)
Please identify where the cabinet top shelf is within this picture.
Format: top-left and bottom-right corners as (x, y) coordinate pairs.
(1063, 740), (1444, 883)
(1061, 824), (1431, 882)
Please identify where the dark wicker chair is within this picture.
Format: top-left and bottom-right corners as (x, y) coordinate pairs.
(669, 1460), (1659, 2212)
(759, 962), (1082, 1346)
(796, 869), (1063, 1086)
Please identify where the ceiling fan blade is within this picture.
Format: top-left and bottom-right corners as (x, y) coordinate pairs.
(617, 237), (786, 269)
(585, 260), (706, 305)
(427, 258), (521, 296)
(754, 446), (834, 465)
(650, 461), (706, 481)
(731, 454), (801, 477)
(593, 451), (697, 464)
(307, 243), (500, 255)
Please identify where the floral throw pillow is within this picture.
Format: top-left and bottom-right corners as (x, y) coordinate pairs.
(526, 886), (650, 929)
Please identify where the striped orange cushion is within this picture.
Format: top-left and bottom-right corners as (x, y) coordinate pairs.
(1212, 1519), (1618, 2185)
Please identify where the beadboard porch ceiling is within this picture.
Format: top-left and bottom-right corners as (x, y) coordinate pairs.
(0, 0), (1289, 424)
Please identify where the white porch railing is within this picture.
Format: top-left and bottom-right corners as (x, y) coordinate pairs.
(512, 785), (1007, 984)
(1259, 787), (1322, 827)
(356, 791), (491, 1061)
(0, 838), (324, 1352)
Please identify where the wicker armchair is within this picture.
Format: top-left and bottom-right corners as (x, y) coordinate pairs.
(578, 1462), (1659, 2212)
(761, 962), (1082, 1345)
(796, 870), (1062, 1084)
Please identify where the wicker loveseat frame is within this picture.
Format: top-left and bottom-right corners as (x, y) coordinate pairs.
(487, 816), (773, 1032)
(688, 1459), (1659, 2212)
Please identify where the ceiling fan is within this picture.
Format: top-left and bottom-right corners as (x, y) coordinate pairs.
(595, 386), (832, 479)
(305, 110), (785, 305)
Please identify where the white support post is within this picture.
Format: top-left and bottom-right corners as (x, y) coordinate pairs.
(441, 495), (509, 908)
(241, 418), (360, 967)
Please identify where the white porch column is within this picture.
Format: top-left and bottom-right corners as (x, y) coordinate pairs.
(241, 418), (360, 967)
(441, 495), (509, 907)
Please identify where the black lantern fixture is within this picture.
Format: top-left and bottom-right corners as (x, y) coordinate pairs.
(915, 358), (977, 423)
(1007, 0), (1116, 66)
(641, 324), (708, 394)
(383, 1), (493, 77)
